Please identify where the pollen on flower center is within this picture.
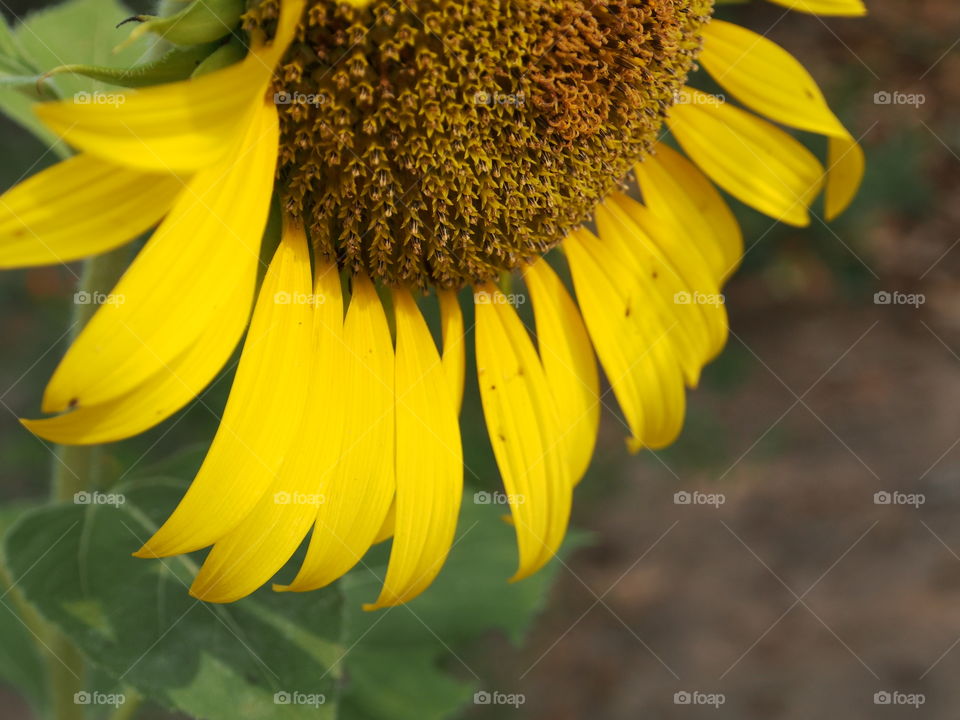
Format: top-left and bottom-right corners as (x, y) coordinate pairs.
(245, 0), (712, 289)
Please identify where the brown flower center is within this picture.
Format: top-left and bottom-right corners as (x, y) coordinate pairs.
(246, 0), (712, 289)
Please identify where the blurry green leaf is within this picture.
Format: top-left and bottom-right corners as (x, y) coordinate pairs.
(0, 87), (62, 155)
(5, 445), (581, 720)
(339, 502), (585, 720)
(4, 481), (344, 720)
(14, 0), (153, 98)
(0, 14), (37, 76)
(0, 502), (48, 717)
(114, 0), (244, 51)
(0, 0), (153, 152)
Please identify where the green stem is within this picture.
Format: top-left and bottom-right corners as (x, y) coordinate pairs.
(48, 642), (85, 720)
(48, 247), (132, 720)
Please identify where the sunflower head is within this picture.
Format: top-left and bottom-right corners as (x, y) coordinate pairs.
(2, 0), (867, 610)
(247, 0), (712, 289)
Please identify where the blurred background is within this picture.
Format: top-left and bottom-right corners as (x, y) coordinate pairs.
(2, 0), (960, 718)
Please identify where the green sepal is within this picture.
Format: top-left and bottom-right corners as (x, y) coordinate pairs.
(39, 42), (219, 90)
(115, 0), (246, 52)
(191, 37), (246, 77)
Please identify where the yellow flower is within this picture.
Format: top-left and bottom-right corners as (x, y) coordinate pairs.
(0, 0), (866, 607)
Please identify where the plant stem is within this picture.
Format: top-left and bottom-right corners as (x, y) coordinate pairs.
(47, 247), (132, 720)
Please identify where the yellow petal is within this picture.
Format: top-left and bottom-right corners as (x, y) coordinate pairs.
(42, 101), (279, 414)
(765, 0), (866, 16)
(22, 275), (250, 445)
(475, 286), (572, 580)
(635, 143), (743, 282)
(365, 289), (463, 609)
(279, 273), (396, 592)
(373, 502), (396, 544)
(189, 258), (346, 603)
(523, 258), (599, 485)
(439, 289), (465, 415)
(824, 134), (866, 221)
(605, 192), (729, 363)
(34, 0), (303, 172)
(135, 220), (314, 558)
(593, 201), (708, 387)
(700, 20), (864, 219)
(564, 229), (686, 451)
(0, 154), (181, 268)
(668, 88), (825, 227)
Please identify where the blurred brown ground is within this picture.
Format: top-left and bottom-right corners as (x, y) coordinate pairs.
(465, 2), (960, 718)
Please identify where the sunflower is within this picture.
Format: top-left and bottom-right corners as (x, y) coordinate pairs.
(0, 0), (865, 607)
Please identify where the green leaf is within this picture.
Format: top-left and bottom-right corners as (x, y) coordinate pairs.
(0, 87), (62, 154)
(114, 0), (244, 52)
(0, 0), (154, 152)
(5, 445), (583, 720)
(338, 504), (583, 720)
(0, 14), (37, 76)
(14, 0), (153, 99)
(4, 480), (344, 720)
(0, 502), (49, 717)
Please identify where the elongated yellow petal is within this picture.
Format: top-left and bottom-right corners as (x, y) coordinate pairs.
(475, 287), (572, 580)
(365, 290), (463, 609)
(134, 221), (313, 558)
(668, 88), (825, 227)
(22, 277), (250, 445)
(189, 259), (346, 603)
(564, 229), (686, 451)
(605, 192), (729, 363)
(765, 0), (866, 16)
(523, 259), (599, 485)
(700, 20), (864, 219)
(34, 0), (303, 172)
(279, 274), (396, 592)
(439, 289), (465, 415)
(824, 132), (866, 220)
(635, 144), (743, 282)
(42, 101), (279, 414)
(593, 202), (708, 387)
(0, 155), (181, 268)
(373, 502), (396, 544)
